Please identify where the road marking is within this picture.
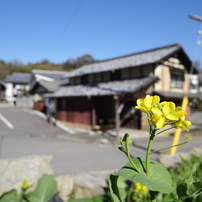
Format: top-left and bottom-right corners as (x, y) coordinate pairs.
(0, 113), (14, 129)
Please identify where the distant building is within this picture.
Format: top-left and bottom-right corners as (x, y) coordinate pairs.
(4, 72), (31, 103)
(44, 43), (198, 131)
(29, 69), (69, 112)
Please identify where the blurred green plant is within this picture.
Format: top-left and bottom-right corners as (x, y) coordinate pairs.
(108, 95), (202, 202)
(0, 174), (57, 202)
(159, 152), (202, 202)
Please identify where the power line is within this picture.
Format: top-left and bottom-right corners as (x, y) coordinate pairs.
(47, 0), (83, 60)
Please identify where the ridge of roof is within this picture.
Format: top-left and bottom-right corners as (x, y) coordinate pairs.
(32, 69), (69, 74)
(12, 72), (31, 76)
(95, 43), (181, 63)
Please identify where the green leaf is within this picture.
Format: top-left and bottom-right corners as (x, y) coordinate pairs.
(132, 172), (174, 193)
(68, 199), (92, 202)
(0, 189), (21, 202)
(91, 195), (104, 202)
(68, 195), (104, 202)
(27, 174), (57, 202)
(177, 165), (202, 200)
(114, 157), (174, 194)
(108, 174), (129, 202)
(185, 164), (196, 185)
(177, 183), (187, 200)
(189, 181), (202, 198)
(118, 133), (133, 156)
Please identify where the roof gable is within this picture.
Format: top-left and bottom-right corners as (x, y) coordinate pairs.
(32, 69), (69, 81)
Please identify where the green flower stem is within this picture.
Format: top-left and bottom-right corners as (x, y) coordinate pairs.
(146, 131), (155, 177)
(146, 129), (156, 202)
(127, 153), (141, 173)
(156, 126), (175, 135)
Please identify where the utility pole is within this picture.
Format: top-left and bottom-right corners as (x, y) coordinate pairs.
(189, 14), (202, 94)
(189, 14), (202, 74)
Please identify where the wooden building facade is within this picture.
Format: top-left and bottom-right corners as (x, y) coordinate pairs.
(44, 43), (198, 130)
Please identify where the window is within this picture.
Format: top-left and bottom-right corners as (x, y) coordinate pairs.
(171, 73), (184, 88)
(120, 68), (130, 79)
(131, 67), (141, 78)
(88, 74), (94, 83)
(112, 70), (120, 80)
(69, 77), (75, 85)
(81, 75), (88, 84)
(103, 71), (110, 81)
(75, 76), (81, 84)
(142, 65), (153, 77)
(95, 73), (102, 82)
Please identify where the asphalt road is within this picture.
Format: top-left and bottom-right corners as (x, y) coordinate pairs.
(0, 107), (129, 175)
(0, 107), (202, 176)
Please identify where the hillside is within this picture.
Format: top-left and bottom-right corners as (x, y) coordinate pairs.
(0, 54), (97, 80)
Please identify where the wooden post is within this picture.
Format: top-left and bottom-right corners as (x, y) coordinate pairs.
(170, 97), (189, 156)
(114, 95), (120, 138)
(91, 98), (96, 130)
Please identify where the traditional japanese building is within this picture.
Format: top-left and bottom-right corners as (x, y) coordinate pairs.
(44, 43), (198, 131)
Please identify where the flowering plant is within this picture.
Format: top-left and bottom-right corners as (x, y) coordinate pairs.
(19, 176), (32, 190)
(109, 95), (202, 202)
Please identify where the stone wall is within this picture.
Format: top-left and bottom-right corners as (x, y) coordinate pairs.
(0, 155), (115, 201)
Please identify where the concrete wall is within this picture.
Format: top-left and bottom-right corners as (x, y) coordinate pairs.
(16, 96), (34, 109)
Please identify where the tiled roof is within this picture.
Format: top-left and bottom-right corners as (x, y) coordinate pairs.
(68, 44), (181, 77)
(32, 70), (69, 81)
(4, 73), (31, 84)
(29, 70), (69, 93)
(37, 80), (60, 92)
(44, 76), (159, 98)
(0, 81), (6, 87)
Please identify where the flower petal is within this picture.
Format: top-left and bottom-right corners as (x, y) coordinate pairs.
(166, 113), (179, 121)
(151, 95), (160, 106)
(156, 117), (166, 129)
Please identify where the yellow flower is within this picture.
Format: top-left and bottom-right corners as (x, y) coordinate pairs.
(181, 156), (188, 161)
(175, 106), (187, 118)
(151, 107), (166, 128)
(135, 95), (192, 131)
(186, 134), (192, 140)
(151, 102), (180, 129)
(174, 117), (192, 132)
(22, 176), (29, 181)
(58, 184), (65, 189)
(20, 176), (32, 190)
(135, 95), (160, 113)
(192, 147), (199, 152)
(163, 131), (169, 136)
(163, 102), (181, 121)
(134, 182), (148, 195)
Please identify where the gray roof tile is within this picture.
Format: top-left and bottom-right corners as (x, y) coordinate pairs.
(4, 73), (31, 84)
(44, 76), (159, 98)
(38, 80), (60, 92)
(68, 44), (181, 77)
(32, 70), (69, 81)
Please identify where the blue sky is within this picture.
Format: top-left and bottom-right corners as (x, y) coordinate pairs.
(1, 0), (202, 65)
